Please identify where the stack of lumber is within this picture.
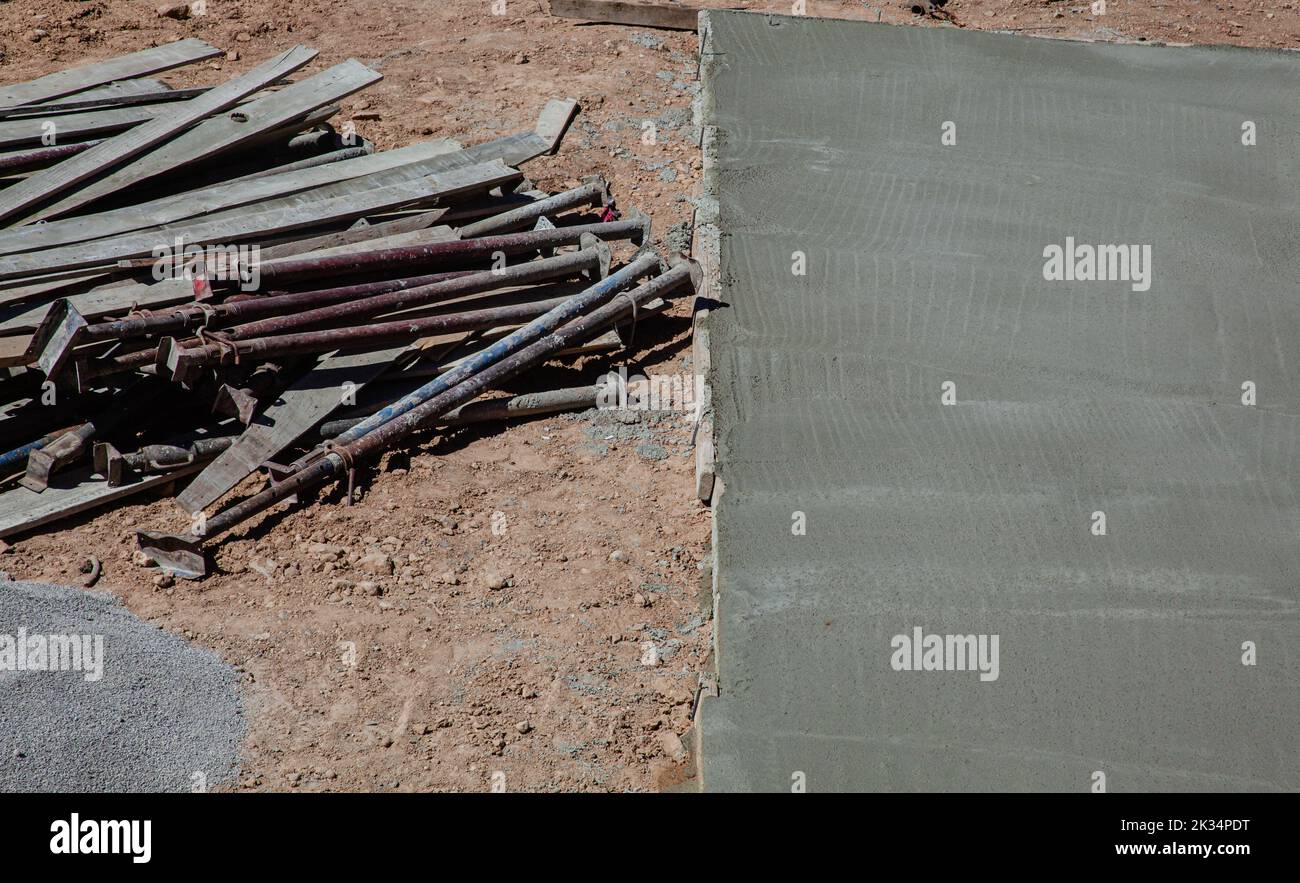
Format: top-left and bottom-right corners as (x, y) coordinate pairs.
(0, 41), (696, 578)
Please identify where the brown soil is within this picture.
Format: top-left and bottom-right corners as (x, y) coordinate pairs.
(0, 0), (1293, 792)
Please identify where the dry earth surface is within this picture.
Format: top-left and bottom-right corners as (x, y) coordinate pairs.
(0, 0), (1294, 791)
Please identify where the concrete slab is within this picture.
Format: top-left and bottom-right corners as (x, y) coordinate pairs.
(696, 11), (1300, 792)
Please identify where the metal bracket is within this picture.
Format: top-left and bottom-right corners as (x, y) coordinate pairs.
(263, 460), (301, 505)
(579, 232), (612, 280)
(92, 441), (127, 487)
(18, 430), (82, 492)
(285, 445), (327, 474)
(672, 252), (704, 293)
(30, 298), (89, 381)
(624, 206), (651, 246)
(581, 173), (615, 210)
(213, 383), (260, 425)
(159, 337), (204, 387)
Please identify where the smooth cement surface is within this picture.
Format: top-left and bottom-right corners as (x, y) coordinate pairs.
(696, 11), (1300, 791)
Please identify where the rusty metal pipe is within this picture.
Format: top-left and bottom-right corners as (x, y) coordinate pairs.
(161, 294), (575, 384)
(316, 252), (662, 453)
(18, 378), (157, 490)
(317, 384), (602, 438)
(253, 214), (649, 287)
(457, 178), (611, 238)
(0, 140), (102, 173)
(132, 437), (235, 467)
(223, 144), (372, 184)
(72, 270), (484, 382)
(81, 268), (476, 344)
(348, 260), (694, 457)
(95, 436), (238, 486)
(163, 258), (690, 547)
(224, 243), (607, 339)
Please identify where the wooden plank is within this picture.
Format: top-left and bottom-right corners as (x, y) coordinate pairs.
(0, 97), (571, 256)
(162, 131), (517, 237)
(175, 346), (407, 515)
(255, 210), (445, 260)
(0, 139), (463, 258)
(203, 103), (342, 160)
(530, 98), (581, 156)
(0, 278), (192, 336)
(0, 104), (165, 150)
(0, 334), (29, 365)
(31, 60), (382, 221)
(0, 161), (520, 281)
(0, 79), (184, 118)
(358, 97), (576, 171)
(0, 271), (113, 307)
(0, 45), (319, 225)
(261, 224), (456, 264)
(19, 86), (214, 116)
(0, 39), (221, 110)
(0, 462), (204, 539)
(548, 0), (705, 30)
(215, 139), (377, 185)
(29, 78), (171, 104)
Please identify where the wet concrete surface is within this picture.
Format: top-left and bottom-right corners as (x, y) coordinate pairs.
(696, 11), (1300, 791)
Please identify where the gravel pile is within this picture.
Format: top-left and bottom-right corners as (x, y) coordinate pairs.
(0, 580), (243, 792)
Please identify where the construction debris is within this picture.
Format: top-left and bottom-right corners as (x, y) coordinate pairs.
(0, 41), (698, 578)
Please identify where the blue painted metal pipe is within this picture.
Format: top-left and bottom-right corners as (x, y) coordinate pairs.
(0, 430), (63, 472)
(324, 250), (662, 449)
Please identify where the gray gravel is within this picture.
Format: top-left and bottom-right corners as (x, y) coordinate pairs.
(0, 580), (243, 793)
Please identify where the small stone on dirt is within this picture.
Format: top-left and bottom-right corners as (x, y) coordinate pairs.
(658, 730), (687, 761)
(635, 443), (669, 461)
(358, 552), (394, 575)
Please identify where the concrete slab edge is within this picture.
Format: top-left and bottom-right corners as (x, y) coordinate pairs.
(688, 10), (726, 792)
(691, 12), (721, 508)
(699, 6), (1300, 56)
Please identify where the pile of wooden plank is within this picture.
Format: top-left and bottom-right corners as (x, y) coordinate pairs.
(0, 41), (697, 578)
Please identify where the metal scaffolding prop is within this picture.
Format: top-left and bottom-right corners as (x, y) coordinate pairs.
(0, 41), (698, 572)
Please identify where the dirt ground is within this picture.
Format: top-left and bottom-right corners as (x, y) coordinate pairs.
(0, 1), (1295, 792)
